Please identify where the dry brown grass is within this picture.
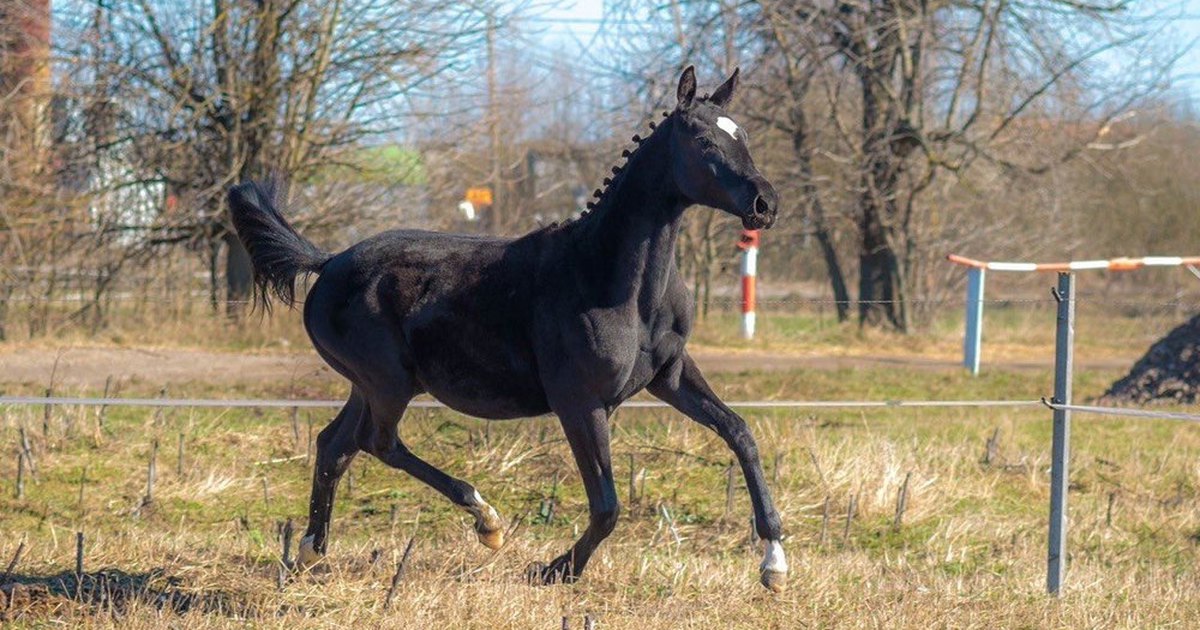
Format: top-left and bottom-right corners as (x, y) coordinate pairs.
(2, 363), (1199, 628)
(9, 291), (1186, 367)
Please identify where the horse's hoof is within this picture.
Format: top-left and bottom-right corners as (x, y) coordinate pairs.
(525, 561), (547, 585)
(297, 535), (323, 569)
(759, 539), (788, 593)
(760, 568), (787, 593)
(525, 559), (576, 586)
(470, 495), (504, 550)
(477, 527), (504, 550)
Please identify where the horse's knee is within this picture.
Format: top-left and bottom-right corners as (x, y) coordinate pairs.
(721, 419), (760, 459)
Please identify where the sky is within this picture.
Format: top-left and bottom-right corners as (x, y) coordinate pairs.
(1174, 1), (1200, 100)
(525, 0), (607, 53)
(534, 0), (1200, 105)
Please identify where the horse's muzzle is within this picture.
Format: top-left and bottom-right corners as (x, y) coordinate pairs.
(742, 183), (778, 230)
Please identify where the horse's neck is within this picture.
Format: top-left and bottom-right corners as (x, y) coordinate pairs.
(575, 124), (686, 312)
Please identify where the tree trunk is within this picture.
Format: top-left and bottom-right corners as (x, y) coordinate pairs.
(813, 226), (850, 322)
(856, 165), (907, 331)
(220, 0), (282, 319)
(208, 236), (221, 314)
(700, 212), (715, 319)
(790, 103), (850, 322)
(0, 289), (9, 341)
(857, 244), (904, 331)
(855, 62), (909, 332)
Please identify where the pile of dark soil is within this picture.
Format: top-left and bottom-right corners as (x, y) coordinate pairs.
(1103, 314), (1200, 404)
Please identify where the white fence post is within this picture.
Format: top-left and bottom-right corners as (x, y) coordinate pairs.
(1047, 272), (1075, 595)
(963, 267), (986, 375)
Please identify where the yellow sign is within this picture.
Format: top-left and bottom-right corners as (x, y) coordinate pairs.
(466, 187), (493, 206)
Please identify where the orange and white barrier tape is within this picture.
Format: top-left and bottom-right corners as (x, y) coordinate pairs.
(947, 254), (1200, 272)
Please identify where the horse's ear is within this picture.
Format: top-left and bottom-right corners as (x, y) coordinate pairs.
(710, 67), (739, 108)
(676, 65), (696, 109)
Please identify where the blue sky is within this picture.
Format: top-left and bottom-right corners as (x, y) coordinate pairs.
(536, 0), (1200, 103)
(1174, 1), (1200, 98)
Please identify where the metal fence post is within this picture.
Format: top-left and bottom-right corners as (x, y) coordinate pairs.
(963, 267), (986, 375)
(1047, 272), (1075, 595)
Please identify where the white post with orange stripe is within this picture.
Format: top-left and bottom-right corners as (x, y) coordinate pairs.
(739, 230), (760, 340)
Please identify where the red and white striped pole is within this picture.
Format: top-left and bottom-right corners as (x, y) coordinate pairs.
(739, 230), (760, 339)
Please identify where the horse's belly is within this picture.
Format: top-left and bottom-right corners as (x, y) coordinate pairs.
(406, 324), (549, 420)
(417, 362), (549, 417)
(433, 391), (550, 420)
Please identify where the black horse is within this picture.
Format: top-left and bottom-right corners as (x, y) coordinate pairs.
(228, 67), (787, 591)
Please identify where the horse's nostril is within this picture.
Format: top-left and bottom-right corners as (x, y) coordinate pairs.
(754, 195), (771, 216)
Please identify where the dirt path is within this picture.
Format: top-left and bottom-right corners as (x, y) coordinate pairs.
(0, 344), (1134, 390)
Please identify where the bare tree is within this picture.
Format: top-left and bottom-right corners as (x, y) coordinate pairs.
(753, 1), (1182, 329)
(608, 0), (1180, 330)
(55, 0), (496, 316)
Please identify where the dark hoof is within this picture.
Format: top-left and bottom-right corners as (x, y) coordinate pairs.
(760, 568), (787, 593)
(525, 558), (577, 585)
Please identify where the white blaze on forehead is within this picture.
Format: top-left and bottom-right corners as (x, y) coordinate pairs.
(716, 116), (740, 140)
(761, 539), (788, 573)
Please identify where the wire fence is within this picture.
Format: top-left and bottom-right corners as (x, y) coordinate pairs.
(1042, 399), (1200, 423)
(0, 395), (1046, 410)
(7, 293), (1200, 310)
(1, 396), (1199, 426)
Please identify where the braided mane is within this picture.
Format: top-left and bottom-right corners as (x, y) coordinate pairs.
(540, 92), (718, 234)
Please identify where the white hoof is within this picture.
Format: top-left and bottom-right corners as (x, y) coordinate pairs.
(759, 540), (788, 593)
(469, 491), (505, 551)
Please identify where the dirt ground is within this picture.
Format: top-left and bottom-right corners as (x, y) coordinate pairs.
(0, 343), (1132, 390)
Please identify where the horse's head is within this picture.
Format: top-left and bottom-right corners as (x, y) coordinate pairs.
(668, 66), (778, 230)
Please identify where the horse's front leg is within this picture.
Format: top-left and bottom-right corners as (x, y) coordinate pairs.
(528, 398), (618, 584)
(648, 352), (787, 592)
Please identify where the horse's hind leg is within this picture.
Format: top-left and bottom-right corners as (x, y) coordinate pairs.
(297, 388), (365, 568)
(361, 389), (506, 550)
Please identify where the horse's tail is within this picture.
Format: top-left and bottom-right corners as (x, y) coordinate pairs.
(227, 180), (331, 310)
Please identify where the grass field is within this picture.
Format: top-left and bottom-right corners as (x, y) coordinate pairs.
(6, 284), (1188, 362)
(2, 337), (1200, 628)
